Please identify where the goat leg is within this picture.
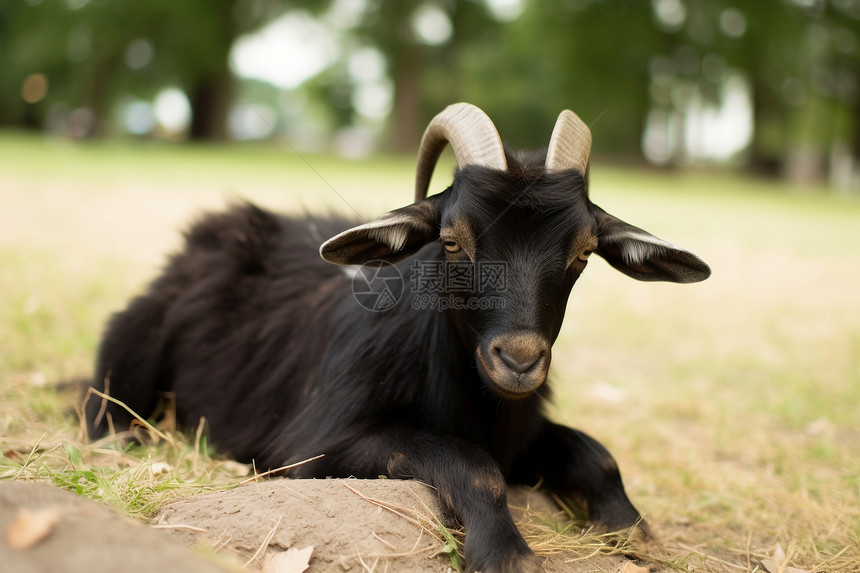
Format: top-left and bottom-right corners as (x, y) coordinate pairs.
(288, 427), (542, 573)
(510, 420), (647, 536)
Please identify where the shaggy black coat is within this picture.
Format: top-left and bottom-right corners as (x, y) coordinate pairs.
(87, 154), (710, 573)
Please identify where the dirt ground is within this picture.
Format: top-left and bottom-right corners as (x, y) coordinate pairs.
(153, 478), (635, 572)
(2, 479), (640, 573)
(0, 481), (231, 573)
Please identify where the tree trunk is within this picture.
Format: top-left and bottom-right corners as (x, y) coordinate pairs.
(188, 0), (236, 141)
(746, 77), (784, 177)
(188, 69), (233, 141)
(390, 46), (423, 154)
(850, 93), (860, 165)
(85, 55), (119, 137)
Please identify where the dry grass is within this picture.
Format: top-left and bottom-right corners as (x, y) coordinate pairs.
(1, 133), (859, 571)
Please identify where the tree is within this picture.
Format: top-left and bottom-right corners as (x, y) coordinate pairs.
(1, 0), (296, 139)
(481, 0), (670, 158)
(334, 1), (501, 152)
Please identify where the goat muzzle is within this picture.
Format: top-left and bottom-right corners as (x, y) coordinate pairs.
(476, 331), (551, 398)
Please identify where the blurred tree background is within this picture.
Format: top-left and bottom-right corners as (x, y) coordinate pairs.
(2, 0), (860, 187)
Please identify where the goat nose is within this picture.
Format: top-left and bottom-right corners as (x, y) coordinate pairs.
(496, 346), (542, 374)
(479, 331), (551, 396)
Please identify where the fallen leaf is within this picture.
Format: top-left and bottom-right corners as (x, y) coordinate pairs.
(6, 508), (61, 550)
(761, 544), (810, 573)
(62, 442), (83, 468)
(620, 561), (649, 573)
(263, 545), (314, 573)
(774, 543), (787, 562)
(2, 450), (25, 461)
(149, 461), (173, 475)
(760, 558), (810, 573)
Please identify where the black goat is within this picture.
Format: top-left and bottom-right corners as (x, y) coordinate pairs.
(86, 103), (710, 572)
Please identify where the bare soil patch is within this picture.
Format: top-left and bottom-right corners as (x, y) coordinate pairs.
(0, 481), (231, 573)
(2, 479), (641, 573)
(153, 478), (635, 572)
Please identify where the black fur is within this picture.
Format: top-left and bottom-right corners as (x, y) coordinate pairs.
(87, 151), (708, 572)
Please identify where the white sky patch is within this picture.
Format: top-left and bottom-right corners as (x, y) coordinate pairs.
(154, 88), (191, 133)
(652, 0), (686, 31)
(348, 47), (385, 83)
(411, 3), (452, 46)
(230, 12), (338, 90)
(352, 80), (393, 120)
(229, 104), (277, 140)
(685, 74), (753, 160)
(347, 47), (393, 121)
(484, 0), (524, 22)
(644, 73), (753, 163)
(324, 0), (367, 30)
(121, 100), (155, 135)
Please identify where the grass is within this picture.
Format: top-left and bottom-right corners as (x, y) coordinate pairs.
(1, 131), (859, 571)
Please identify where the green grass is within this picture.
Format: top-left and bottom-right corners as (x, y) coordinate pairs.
(1, 131), (859, 571)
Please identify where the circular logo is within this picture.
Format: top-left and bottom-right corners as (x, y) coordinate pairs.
(351, 260), (404, 312)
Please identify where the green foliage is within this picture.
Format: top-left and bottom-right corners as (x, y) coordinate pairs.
(4, 0), (860, 174)
(436, 519), (464, 571)
(0, 0), (298, 135)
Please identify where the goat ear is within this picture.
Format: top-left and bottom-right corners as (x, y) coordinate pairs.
(320, 200), (440, 265)
(593, 206), (711, 283)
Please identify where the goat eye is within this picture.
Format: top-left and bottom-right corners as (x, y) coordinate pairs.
(577, 250), (593, 262)
(443, 240), (461, 253)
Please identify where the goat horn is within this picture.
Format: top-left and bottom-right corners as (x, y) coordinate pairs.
(546, 110), (592, 173)
(414, 102), (507, 202)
